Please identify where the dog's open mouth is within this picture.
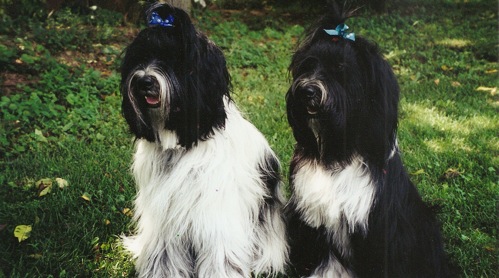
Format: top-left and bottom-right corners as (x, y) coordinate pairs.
(305, 100), (321, 116)
(145, 94), (161, 107)
(307, 106), (319, 115)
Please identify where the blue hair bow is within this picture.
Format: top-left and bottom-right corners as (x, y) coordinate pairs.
(149, 11), (174, 27)
(324, 23), (355, 41)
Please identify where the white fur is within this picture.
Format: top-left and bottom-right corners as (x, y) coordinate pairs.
(290, 156), (375, 259)
(309, 256), (355, 278)
(124, 101), (288, 277)
(310, 263), (355, 278)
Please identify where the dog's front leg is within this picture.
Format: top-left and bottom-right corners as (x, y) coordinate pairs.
(191, 211), (253, 277)
(130, 236), (194, 278)
(252, 190), (289, 274)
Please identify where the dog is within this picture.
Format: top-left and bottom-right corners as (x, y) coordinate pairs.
(120, 3), (288, 277)
(284, 4), (450, 278)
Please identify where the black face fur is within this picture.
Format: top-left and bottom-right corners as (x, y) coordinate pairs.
(121, 3), (230, 149)
(286, 10), (400, 168)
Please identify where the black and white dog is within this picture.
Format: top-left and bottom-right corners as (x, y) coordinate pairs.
(120, 3), (288, 277)
(285, 5), (450, 278)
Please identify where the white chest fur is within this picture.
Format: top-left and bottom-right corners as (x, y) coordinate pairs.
(130, 107), (270, 242)
(291, 157), (375, 235)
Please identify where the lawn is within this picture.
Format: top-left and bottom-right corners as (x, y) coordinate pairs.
(0, 0), (497, 277)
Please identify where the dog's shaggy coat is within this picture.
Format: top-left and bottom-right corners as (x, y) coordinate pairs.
(285, 4), (450, 278)
(120, 4), (287, 277)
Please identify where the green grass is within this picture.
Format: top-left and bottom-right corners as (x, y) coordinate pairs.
(1, 1), (497, 277)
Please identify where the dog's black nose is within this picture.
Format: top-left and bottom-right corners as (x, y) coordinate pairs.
(137, 76), (154, 89)
(298, 87), (317, 99)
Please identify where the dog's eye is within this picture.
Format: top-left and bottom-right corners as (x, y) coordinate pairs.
(335, 63), (345, 71)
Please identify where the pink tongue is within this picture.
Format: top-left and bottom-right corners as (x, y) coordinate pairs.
(145, 96), (160, 105)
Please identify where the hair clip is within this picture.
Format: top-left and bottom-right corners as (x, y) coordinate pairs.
(149, 12), (175, 28)
(324, 23), (355, 41)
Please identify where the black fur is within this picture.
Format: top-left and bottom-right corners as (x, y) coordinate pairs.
(120, 3), (230, 148)
(285, 3), (450, 277)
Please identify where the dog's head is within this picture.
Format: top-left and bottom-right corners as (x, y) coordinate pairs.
(286, 4), (399, 166)
(121, 3), (230, 149)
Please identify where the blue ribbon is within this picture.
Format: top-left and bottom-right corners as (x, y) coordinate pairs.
(324, 24), (355, 41)
(149, 12), (175, 27)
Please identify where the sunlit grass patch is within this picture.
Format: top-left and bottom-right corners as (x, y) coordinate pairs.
(436, 38), (472, 49)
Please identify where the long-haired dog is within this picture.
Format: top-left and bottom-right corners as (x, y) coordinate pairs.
(120, 3), (288, 277)
(285, 4), (450, 278)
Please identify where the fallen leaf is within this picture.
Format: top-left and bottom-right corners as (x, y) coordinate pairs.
(34, 129), (48, 143)
(411, 169), (425, 176)
(81, 192), (92, 202)
(451, 81), (461, 87)
(484, 246), (495, 252)
(476, 86), (495, 91)
(122, 208), (133, 217)
(36, 178), (53, 197)
(434, 79), (440, 85)
(485, 69), (497, 74)
(476, 86), (497, 95)
(440, 168), (462, 180)
(14, 225), (32, 242)
(28, 253), (43, 259)
(55, 178), (69, 189)
(104, 219), (111, 225)
(441, 65), (452, 71)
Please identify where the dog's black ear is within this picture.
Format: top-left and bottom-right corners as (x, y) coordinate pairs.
(356, 39), (400, 166)
(177, 34), (230, 149)
(286, 87), (312, 146)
